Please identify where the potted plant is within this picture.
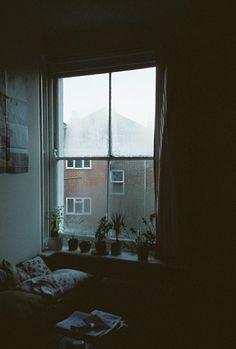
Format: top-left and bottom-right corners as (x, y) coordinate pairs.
(67, 217), (85, 251)
(110, 213), (126, 256)
(79, 240), (91, 253)
(130, 228), (150, 262)
(47, 206), (64, 250)
(94, 216), (111, 255)
(129, 214), (157, 261)
(130, 214), (156, 262)
(141, 213), (157, 255)
(68, 234), (79, 251)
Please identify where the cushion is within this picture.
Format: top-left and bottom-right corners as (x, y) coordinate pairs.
(19, 256), (51, 278)
(0, 269), (8, 290)
(17, 268), (92, 298)
(51, 269), (92, 294)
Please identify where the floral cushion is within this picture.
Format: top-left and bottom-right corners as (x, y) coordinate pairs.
(19, 256), (51, 278)
(17, 269), (92, 298)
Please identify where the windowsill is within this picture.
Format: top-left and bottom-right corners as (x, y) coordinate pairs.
(41, 247), (189, 281)
(42, 245), (161, 263)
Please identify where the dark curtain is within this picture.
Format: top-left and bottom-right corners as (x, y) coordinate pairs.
(154, 65), (177, 262)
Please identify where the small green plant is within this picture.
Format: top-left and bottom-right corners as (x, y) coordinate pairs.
(110, 213), (126, 241)
(141, 213), (157, 247)
(48, 206), (64, 238)
(95, 216), (112, 242)
(130, 228), (149, 246)
(128, 213), (156, 246)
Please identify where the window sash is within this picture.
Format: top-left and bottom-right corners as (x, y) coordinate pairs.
(66, 197), (91, 215)
(111, 170), (124, 183)
(66, 159), (92, 169)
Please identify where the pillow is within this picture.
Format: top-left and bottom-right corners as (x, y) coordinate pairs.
(0, 269), (8, 290)
(20, 256), (51, 278)
(51, 269), (92, 294)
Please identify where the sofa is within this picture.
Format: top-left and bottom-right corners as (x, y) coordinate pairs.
(0, 255), (94, 349)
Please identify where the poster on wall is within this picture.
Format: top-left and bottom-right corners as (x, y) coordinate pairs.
(0, 70), (28, 173)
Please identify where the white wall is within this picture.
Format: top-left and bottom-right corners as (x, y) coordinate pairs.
(0, 34), (42, 264)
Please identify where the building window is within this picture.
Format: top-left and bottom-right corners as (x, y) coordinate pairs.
(55, 66), (156, 237)
(66, 197), (91, 215)
(66, 160), (92, 169)
(111, 170), (124, 194)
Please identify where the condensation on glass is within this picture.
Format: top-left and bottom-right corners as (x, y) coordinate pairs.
(57, 67), (156, 238)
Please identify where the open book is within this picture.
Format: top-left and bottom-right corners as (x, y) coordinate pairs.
(56, 309), (127, 339)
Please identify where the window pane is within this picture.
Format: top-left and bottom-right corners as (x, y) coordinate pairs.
(84, 159), (91, 168)
(84, 198), (91, 213)
(67, 160), (73, 168)
(112, 183), (124, 194)
(112, 171), (123, 182)
(111, 68), (156, 156)
(75, 201), (82, 213)
(63, 160), (107, 236)
(62, 74), (109, 157)
(67, 198), (73, 213)
(109, 159), (155, 237)
(75, 159), (82, 168)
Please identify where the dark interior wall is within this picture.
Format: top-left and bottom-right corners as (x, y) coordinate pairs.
(167, 26), (235, 265)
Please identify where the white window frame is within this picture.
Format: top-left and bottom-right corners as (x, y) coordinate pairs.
(111, 170), (125, 195)
(111, 170), (124, 183)
(66, 197), (91, 215)
(66, 159), (92, 169)
(49, 60), (156, 237)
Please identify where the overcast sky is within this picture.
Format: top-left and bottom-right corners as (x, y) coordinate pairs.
(62, 67), (156, 127)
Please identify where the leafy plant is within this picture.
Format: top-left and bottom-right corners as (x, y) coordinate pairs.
(48, 206), (64, 238)
(129, 213), (156, 247)
(141, 213), (157, 247)
(129, 228), (149, 246)
(95, 216), (112, 242)
(110, 213), (126, 241)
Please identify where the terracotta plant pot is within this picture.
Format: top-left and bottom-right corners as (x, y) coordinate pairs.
(79, 240), (91, 253)
(47, 237), (63, 251)
(137, 244), (149, 262)
(95, 241), (107, 255)
(68, 238), (78, 251)
(111, 241), (121, 256)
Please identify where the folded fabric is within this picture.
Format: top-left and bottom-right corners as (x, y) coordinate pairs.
(17, 269), (92, 298)
(17, 274), (61, 298)
(0, 258), (39, 289)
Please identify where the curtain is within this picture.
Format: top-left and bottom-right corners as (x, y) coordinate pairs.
(154, 65), (177, 262)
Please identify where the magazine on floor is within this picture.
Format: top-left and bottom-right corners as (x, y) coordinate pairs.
(56, 309), (127, 338)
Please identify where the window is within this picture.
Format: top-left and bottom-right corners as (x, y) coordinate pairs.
(111, 170), (124, 194)
(66, 159), (92, 169)
(55, 66), (156, 238)
(66, 197), (91, 215)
